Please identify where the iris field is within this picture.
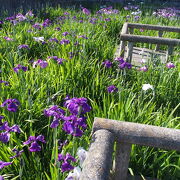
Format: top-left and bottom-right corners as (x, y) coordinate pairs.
(0, 3), (180, 180)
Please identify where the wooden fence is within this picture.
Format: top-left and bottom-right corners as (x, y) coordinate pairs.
(80, 117), (180, 180)
(118, 23), (180, 63)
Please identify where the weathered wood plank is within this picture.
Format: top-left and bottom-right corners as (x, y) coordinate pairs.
(93, 117), (180, 151)
(120, 34), (180, 46)
(114, 142), (132, 180)
(128, 23), (180, 33)
(80, 129), (115, 180)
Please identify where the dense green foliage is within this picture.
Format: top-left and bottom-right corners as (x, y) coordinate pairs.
(0, 4), (180, 180)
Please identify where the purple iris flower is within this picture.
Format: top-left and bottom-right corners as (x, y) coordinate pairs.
(33, 59), (48, 68)
(55, 27), (61, 31)
(64, 97), (91, 116)
(13, 64), (28, 73)
(118, 62), (132, 69)
(139, 66), (148, 72)
(10, 148), (24, 159)
(78, 35), (88, 39)
(0, 161), (12, 169)
(114, 57), (124, 64)
(1, 99), (20, 112)
(4, 37), (13, 41)
(166, 62), (175, 69)
(0, 80), (9, 86)
(48, 56), (58, 60)
(16, 13), (27, 21)
(42, 19), (51, 27)
(0, 121), (21, 143)
(58, 153), (76, 172)
(0, 122), (21, 133)
(48, 56), (65, 64)
(25, 10), (34, 17)
(60, 39), (70, 45)
(64, 95), (70, 101)
(23, 135), (46, 152)
(82, 7), (91, 15)
(63, 115), (87, 137)
(57, 58), (65, 64)
(0, 175), (4, 180)
(5, 16), (15, 21)
(104, 18), (111, 21)
(134, 16), (140, 21)
(62, 32), (69, 36)
(49, 38), (59, 43)
(32, 23), (42, 30)
(44, 105), (65, 128)
(18, 44), (29, 49)
(107, 85), (118, 93)
(102, 60), (112, 68)
(64, 12), (70, 15)
(0, 21), (4, 24)
(0, 132), (10, 143)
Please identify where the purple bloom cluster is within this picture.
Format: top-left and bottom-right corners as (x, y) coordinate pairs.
(18, 44), (29, 49)
(139, 66), (148, 72)
(78, 35), (88, 39)
(3, 37), (13, 41)
(60, 39), (70, 45)
(16, 13), (27, 22)
(82, 7), (91, 15)
(44, 105), (65, 128)
(44, 97), (91, 137)
(32, 23), (42, 30)
(49, 38), (59, 43)
(0, 121), (21, 143)
(89, 18), (98, 24)
(115, 57), (132, 69)
(107, 85), (118, 93)
(166, 62), (175, 69)
(13, 64), (28, 73)
(63, 115), (87, 137)
(42, 19), (51, 27)
(64, 97), (91, 116)
(1, 99), (20, 112)
(58, 153), (76, 172)
(5, 16), (15, 21)
(23, 135), (46, 152)
(153, 8), (179, 18)
(102, 60), (112, 68)
(48, 56), (66, 64)
(97, 6), (119, 15)
(33, 59), (48, 68)
(62, 32), (70, 36)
